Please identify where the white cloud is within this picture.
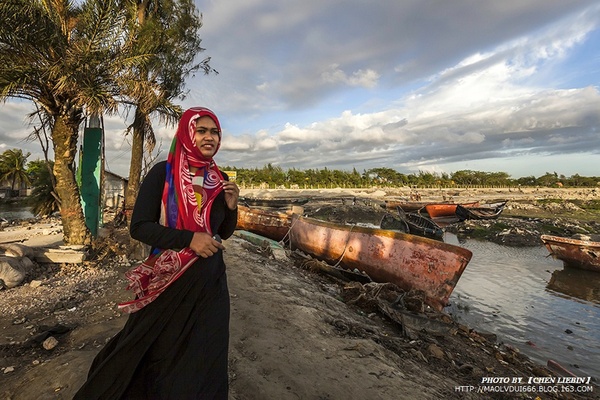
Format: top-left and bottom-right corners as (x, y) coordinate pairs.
(1, 1), (600, 178)
(320, 65), (380, 88)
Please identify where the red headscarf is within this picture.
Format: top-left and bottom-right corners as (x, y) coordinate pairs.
(119, 107), (224, 313)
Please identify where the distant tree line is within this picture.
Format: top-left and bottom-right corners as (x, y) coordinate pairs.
(222, 164), (600, 189)
(2, 149), (599, 216)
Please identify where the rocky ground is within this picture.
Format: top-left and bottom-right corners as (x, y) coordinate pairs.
(0, 187), (599, 399)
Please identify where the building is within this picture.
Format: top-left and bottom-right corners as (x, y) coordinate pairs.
(0, 178), (28, 199)
(103, 170), (128, 210)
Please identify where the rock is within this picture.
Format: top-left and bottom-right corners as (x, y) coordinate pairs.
(0, 254), (35, 288)
(18, 256), (35, 274)
(43, 336), (59, 350)
(29, 280), (43, 288)
(0, 258), (26, 288)
(3, 366), (15, 374)
(0, 243), (35, 258)
(428, 343), (445, 360)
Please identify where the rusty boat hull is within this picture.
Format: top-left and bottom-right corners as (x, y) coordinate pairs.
(380, 208), (444, 241)
(237, 205), (292, 242)
(382, 201), (431, 212)
(289, 215), (473, 310)
(541, 234), (600, 273)
(424, 202), (479, 218)
(455, 201), (507, 221)
(240, 197), (309, 209)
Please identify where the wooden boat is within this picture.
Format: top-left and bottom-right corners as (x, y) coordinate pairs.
(240, 197), (309, 209)
(424, 201), (479, 218)
(289, 215), (473, 310)
(236, 205), (292, 242)
(455, 201), (507, 221)
(379, 213), (410, 234)
(380, 207), (444, 241)
(381, 200), (431, 212)
(541, 234), (600, 273)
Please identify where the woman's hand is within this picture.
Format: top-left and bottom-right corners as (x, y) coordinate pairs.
(189, 232), (225, 258)
(222, 180), (240, 210)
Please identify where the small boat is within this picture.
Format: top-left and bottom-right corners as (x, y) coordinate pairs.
(380, 207), (444, 240)
(379, 213), (410, 234)
(424, 201), (479, 218)
(289, 215), (473, 310)
(455, 201), (507, 221)
(381, 200), (431, 212)
(240, 197), (309, 209)
(541, 234), (600, 273)
(236, 205), (292, 242)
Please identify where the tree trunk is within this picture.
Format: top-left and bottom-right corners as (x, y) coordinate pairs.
(52, 116), (92, 246)
(126, 108), (150, 260)
(125, 108), (146, 214)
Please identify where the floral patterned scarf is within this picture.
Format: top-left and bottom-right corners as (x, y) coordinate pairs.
(118, 107), (224, 313)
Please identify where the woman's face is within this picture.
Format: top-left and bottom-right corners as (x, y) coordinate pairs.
(193, 116), (220, 158)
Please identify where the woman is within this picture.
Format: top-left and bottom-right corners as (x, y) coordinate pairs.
(75, 107), (239, 399)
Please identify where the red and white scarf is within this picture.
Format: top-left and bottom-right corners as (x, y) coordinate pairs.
(118, 107), (224, 313)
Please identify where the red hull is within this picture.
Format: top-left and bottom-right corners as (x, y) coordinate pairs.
(424, 202), (479, 218)
(289, 215), (472, 310)
(383, 201), (431, 212)
(541, 234), (600, 273)
(236, 206), (292, 242)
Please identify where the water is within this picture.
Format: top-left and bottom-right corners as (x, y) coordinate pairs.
(445, 233), (600, 380)
(0, 203), (35, 221)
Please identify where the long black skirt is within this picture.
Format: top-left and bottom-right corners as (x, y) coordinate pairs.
(74, 254), (230, 400)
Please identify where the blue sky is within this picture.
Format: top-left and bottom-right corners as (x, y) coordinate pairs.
(1, 0), (599, 179)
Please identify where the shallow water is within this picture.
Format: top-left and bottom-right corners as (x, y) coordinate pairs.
(0, 204), (35, 221)
(445, 233), (600, 380)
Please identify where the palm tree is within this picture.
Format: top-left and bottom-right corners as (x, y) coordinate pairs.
(27, 159), (59, 217)
(122, 0), (215, 214)
(0, 148), (31, 192)
(0, 0), (148, 245)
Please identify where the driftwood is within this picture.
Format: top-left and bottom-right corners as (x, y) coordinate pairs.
(293, 251), (372, 284)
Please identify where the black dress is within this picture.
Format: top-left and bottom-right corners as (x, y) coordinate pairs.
(74, 161), (238, 400)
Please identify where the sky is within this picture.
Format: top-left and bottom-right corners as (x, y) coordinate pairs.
(1, 0), (600, 179)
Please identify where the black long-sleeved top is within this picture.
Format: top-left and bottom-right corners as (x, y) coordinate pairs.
(129, 161), (238, 251)
(75, 160), (235, 400)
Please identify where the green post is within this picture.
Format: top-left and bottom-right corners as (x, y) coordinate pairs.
(80, 118), (103, 237)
